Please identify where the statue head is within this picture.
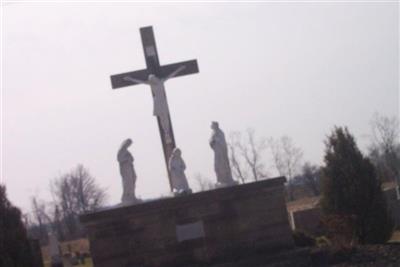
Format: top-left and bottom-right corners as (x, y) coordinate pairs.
(120, 138), (132, 150)
(172, 148), (182, 157)
(211, 121), (219, 130)
(148, 74), (160, 85)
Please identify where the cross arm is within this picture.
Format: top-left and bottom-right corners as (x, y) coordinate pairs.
(110, 69), (150, 89)
(160, 60), (199, 80)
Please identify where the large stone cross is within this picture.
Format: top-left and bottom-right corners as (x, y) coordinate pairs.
(110, 26), (199, 191)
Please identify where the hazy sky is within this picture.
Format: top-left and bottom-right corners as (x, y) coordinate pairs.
(2, 2), (398, 212)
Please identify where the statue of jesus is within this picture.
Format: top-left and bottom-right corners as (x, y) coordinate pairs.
(123, 66), (186, 144)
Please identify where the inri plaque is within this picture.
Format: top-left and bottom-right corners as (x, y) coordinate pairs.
(176, 221), (205, 242)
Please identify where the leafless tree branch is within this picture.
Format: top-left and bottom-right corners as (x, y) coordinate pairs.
(268, 136), (303, 201)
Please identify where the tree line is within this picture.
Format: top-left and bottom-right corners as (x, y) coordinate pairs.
(219, 113), (399, 203)
(224, 113), (397, 244)
(27, 165), (107, 244)
(1, 112), (398, 267)
(23, 112), (400, 245)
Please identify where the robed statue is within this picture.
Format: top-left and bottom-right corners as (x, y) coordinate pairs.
(169, 148), (192, 194)
(117, 138), (137, 203)
(210, 121), (236, 186)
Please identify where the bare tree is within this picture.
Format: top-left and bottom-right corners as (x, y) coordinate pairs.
(294, 163), (321, 196)
(30, 196), (51, 242)
(228, 129), (268, 182)
(369, 113), (400, 183)
(370, 113), (399, 153)
(50, 164), (107, 238)
(269, 136), (303, 201)
(51, 164), (107, 215)
(50, 205), (65, 241)
(228, 132), (249, 183)
(192, 173), (215, 191)
(239, 129), (268, 181)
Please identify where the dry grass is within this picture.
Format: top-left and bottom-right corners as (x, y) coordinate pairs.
(390, 230), (400, 242)
(42, 238), (91, 267)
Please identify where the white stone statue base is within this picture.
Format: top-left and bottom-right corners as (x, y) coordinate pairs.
(120, 197), (142, 206)
(215, 180), (238, 188)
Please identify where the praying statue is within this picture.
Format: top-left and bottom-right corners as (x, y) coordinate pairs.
(210, 121), (236, 187)
(123, 66), (186, 144)
(117, 138), (137, 203)
(169, 148), (192, 194)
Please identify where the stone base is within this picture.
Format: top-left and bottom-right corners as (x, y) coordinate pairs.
(80, 177), (294, 267)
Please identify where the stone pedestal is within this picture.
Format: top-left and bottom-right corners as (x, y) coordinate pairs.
(80, 177), (294, 267)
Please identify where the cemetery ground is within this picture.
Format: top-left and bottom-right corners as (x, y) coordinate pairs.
(41, 238), (92, 267)
(34, 174), (399, 267)
(41, 230), (400, 267)
(39, 178), (400, 267)
(308, 231), (400, 267)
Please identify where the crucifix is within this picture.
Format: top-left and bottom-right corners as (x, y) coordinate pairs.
(110, 26), (199, 191)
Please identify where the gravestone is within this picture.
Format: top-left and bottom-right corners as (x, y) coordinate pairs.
(290, 208), (322, 235)
(384, 187), (400, 226)
(80, 177), (294, 267)
(49, 232), (63, 267)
